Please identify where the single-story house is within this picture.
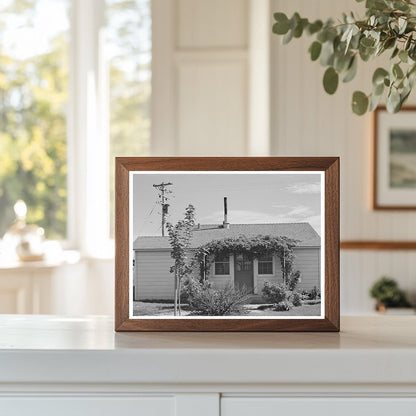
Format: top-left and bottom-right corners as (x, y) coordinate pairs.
(133, 222), (321, 301)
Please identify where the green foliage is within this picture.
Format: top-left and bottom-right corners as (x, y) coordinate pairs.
(323, 67), (339, 94)
(182, 277), (249, 316)
(272, 0), (416, 114)
(194, 234), (299, 283)
(369, 276), (411, 307)
(0, 4), (69, 237)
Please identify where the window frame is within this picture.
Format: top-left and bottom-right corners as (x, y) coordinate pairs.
(67, 0), (111, 257)
(214, 254), (230, 276)
(257, 254), (274, 275)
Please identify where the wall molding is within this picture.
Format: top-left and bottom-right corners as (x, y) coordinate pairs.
(340, 241), (416, 250)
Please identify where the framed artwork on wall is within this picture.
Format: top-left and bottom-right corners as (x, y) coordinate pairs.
(374, 106), (416, 209)
(115, 157), (339, 332)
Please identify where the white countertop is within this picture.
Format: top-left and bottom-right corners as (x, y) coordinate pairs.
(0, 315), (415, 386)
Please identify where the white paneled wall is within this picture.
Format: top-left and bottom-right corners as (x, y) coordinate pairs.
(177, 57), (247, 155)
(152, 0), (250, 156)
(271, 0), (416, 313)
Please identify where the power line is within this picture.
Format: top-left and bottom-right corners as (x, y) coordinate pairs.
(137, 202), (157, 235)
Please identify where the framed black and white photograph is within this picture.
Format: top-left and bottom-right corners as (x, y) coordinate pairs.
(115, 157), (339, 332)
(374, 106), (416, 210)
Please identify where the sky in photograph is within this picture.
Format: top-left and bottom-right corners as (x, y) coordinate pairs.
(132, 172), (322, 238)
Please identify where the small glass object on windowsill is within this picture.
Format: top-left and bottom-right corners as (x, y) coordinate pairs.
(3, 200), (45, 262)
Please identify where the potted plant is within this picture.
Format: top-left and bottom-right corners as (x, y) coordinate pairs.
(369, 276), (413, 313)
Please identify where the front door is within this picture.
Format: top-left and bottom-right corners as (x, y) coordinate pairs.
(234, 253), (254, 292)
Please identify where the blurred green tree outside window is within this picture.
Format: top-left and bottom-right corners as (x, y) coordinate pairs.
(0, 0), (151, 241)
(0, 0), (70, 239)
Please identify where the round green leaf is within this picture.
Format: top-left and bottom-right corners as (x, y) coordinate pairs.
(307, 20), (323, 35)
(352, 91), (369, 115)
(323, 67), (339, 95)
(360, 37), (375, 48)
(309, 41), (322, 61)
(372, 68), (389, 86)
(342, 56), (357, 83)
(359, 44), (374, 62)
(273, 13), (290, 35)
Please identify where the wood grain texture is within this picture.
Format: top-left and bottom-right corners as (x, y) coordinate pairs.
(341, 241), (416, 250)
(373, 106), (416, 210)
(115, 157), (340, 332)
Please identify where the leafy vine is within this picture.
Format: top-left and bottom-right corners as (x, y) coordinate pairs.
(193, 235), (299, 284)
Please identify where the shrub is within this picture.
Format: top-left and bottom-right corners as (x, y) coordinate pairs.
(262, 281), (288, 304)
(299, 290), (310, 300)
(291, 292), (302, 307)
(182, 277), (249, 316)
(274, 300), (292, 311)
(309, 286), (321, 300)
(287, 270), (301, 291)
(370, 276), (411, 308)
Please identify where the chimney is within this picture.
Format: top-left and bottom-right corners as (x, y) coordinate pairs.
(223, 197), (230, 229)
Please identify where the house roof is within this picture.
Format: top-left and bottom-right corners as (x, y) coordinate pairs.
(133, 223), (321, 250)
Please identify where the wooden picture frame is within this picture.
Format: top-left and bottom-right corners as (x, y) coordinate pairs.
(373, 106), (416, 210)
(115, 157), (339, 332)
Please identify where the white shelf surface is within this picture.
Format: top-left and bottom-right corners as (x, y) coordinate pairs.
(0, 315), (415, 386)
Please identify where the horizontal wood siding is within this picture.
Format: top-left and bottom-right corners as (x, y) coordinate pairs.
(134, 251), (174, 300)
(293, 248), (320, 291)
(133, 248), (320, 300)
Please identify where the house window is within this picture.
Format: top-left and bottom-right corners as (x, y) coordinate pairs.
(258, 254), (273, 275)
(214, 254), (230, 275)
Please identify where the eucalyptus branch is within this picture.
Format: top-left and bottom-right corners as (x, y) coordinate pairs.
(272, 0), (416, 114)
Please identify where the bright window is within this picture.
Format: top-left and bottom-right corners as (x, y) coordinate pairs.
(0, 0), (151, 250)
(258, 254), (273, 275)
(0, 0), (70, 239)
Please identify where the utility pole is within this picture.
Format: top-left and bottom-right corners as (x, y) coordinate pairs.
(153, 182), (172, 236)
